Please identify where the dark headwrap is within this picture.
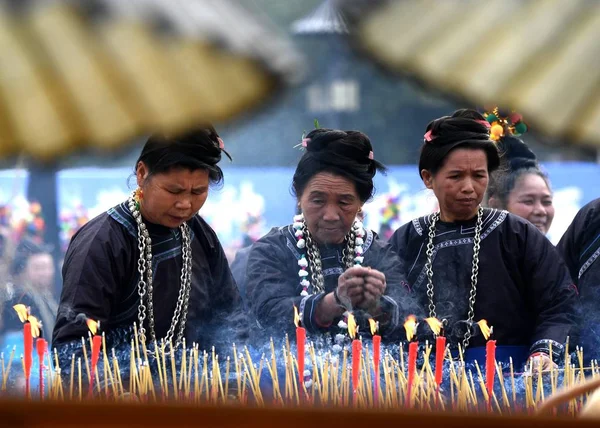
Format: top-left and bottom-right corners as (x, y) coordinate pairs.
(418, 109), (500, 176)
(136, 126), (231, 185)
(293, 128), (386, 203)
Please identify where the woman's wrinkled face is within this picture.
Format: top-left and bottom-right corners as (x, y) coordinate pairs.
(136, 162), (209, 228)
(24, 253), (55, 291)
(422, 148), (489, 222)
(506, 173), (554, 234)
(299, 172), (362, 245)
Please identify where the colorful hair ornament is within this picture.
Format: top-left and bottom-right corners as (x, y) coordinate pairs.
(484, 107), (528, 141)
(301, 138), (310, 148)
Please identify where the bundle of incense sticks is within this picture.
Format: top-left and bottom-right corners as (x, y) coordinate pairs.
(1, 327), (598, 416)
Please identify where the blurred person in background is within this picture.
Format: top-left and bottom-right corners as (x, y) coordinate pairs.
(246, 128), (421, 344)
(486, 112), (554, 235)
(389, 109), (579, 370)
(0, 239), (57, 350)
(52, 127), (247, 367)
(557, 198), (600, 361)
(0, 238), (56, 392)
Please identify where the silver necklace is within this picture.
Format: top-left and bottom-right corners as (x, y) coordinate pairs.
(301, 219), (361, 294)
(424, 205), (484, 350)
(128, 192), (192, 352)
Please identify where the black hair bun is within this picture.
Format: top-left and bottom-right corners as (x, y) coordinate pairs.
(498, 135), (537, 171)
(303, 128), (386, 177)
(425, 109), (491, 148)
(303, 128), (347, 152)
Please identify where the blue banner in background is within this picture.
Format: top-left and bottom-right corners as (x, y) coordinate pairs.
(53, 162), (599, 253)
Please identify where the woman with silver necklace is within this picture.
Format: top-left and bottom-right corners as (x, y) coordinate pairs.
(246, 128), (421, 343)
(53, 128), (246, 365)
(390, 109), (580, 371)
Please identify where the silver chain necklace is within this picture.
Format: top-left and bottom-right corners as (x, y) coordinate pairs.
(302, 223), (357, 294)
(128, 192), (192, 352)
(424, 205), (484, 350)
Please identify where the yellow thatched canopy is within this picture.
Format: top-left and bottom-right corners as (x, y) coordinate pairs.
(352, 0), (600, 147)
(0, 0), (302, 161)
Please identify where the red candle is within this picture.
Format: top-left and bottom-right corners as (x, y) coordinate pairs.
(23, 322), (33, 399)
(36, 338), (47, 400)
(486, 339), (497, 411)
(296, 327), (306, 392)
(347, 313), (361, 406)
(476, 319), (496, 411)
(407, 341), (418, 408)
(293, 306), (306, 398)
(369, 319), (381, 407)
(352, 338), (362, 405)
(13, 306), (41, 399)
(435, 336), (446, 388)
(86, 318), (102, 398)
(89, 335), (102, 397)
(435, 335), (446, 387)
(373, 335), (381, 406)
(403, 315), (419, 408)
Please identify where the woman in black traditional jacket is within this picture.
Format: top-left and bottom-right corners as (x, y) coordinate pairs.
(389, 109), (580, 370)
(246, 128), (421, 344)
(52, 128), (247, 365)
(557, 197), (600, 361)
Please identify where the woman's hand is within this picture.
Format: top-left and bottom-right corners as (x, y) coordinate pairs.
(527, 352), (558, 373)
(315, 266), (366, 326)
(336, 266), (368, 308)
(315, 266), (387, 326)
(357, 267), (386, 310)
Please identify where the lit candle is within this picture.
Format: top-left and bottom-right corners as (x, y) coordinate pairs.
(86, 318), (102, 398)
(435, 336), (446, 390)
(478, 319), (496, 412)
(293, 306), (306, 398)
(368, 319), (381, 407)
(24, 321), (32, 399)
(425, 317), (446, 405)
(13, 305), (40, 399)
(347, 313), (361, 406)
(404, 315), (419, 408)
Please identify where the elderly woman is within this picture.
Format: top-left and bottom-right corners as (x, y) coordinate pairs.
(246, 129), (420, 342)
(389, 109), (579, 369)
(53, 128), (246, 361)
(487, 134), (554, 235)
